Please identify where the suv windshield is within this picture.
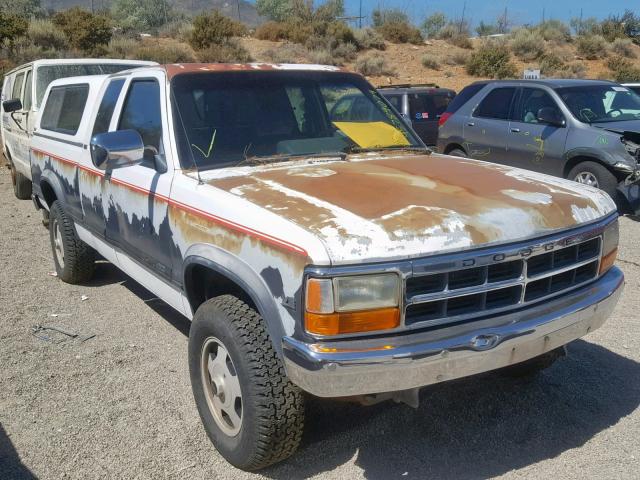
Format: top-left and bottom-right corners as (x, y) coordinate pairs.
(35, 64), (142, 107)
(171, 71), (422, 170)
(556, 84), (640, 123)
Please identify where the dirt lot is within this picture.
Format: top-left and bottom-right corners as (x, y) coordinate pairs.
(0, 163), (639, 480)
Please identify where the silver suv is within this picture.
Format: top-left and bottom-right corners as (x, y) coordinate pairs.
(437, 79), (640, 211)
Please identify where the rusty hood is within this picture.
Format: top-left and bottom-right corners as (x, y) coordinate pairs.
(203, 153), (616, 264)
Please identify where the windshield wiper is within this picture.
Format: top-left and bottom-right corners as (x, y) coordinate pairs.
(235, 151), (348, 167)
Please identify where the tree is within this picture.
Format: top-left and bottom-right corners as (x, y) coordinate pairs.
(53, 8), (112, 55)
(372, 8), (408, 28)
(256, 0), (293, 22)
(111, 0), (172, 33)
(314, 0), (344, 22)
(421, 12), (446, 38)
(0, 11), (27, 50)
(0, 0), (42, 18)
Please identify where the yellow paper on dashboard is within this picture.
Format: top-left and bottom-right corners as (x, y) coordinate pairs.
(333, 121), (410, 148)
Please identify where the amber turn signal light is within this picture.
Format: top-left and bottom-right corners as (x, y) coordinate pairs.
(599, 247), (618, 275)
(305, 307), (400, 336)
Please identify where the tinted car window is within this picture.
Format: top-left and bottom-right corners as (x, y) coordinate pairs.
(515, 88), (561, 123)
(40, 84), (89, 135)
(474, 87), (516, 120)
(409, 92), (452, 122)
(385, 94), (403, 112)
(557, 85), (640, 123)
(92, 78), (125, 137)
(118, 80), (162, 153)
(445, 83), (484, 114)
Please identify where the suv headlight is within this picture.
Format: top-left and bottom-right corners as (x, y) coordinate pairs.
(600, 219), (619, 275)
(305, 273), (400, 335)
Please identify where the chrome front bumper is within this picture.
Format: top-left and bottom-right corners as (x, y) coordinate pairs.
(283, 267), (624, 398)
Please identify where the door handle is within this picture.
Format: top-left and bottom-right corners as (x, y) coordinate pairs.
(467, 122), (475, 126)
(510, 127), (520, 133)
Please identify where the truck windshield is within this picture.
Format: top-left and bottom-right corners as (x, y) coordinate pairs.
(171, 71), (422, 170)
(556, 85), (640, 123)
(35, 64), (141, 107)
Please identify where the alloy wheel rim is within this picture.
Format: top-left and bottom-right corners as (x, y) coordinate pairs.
(574, 171), (599, 188)
(52, 220), (65, 268)
(200, 336), (243, 437)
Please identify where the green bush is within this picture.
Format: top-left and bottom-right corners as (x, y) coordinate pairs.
(53, 8), (112, 55)
(466, 42), (517, 79)
(158, 20), (194, 42)
(111, 0), (173, 33)
(607, 56), (640, 82)
(553, 61), (587, 79)
(376, 21), (422, 44)
(353, 28), (385, 50)
(27, 19), (67, 51)
(421, 54), (440, 70)
(133, 42), (196, 63)
(610, 38), (636, 59)
(189, 10), (246, 50)
(107, 36), (140, 58)
(325, 21), (356, 46)
(354, 53), (395, 76)
(332, 42), (358, 62)
(0, 12), (28, 51)
(535, 20), (571, 43)
(510, 28), (545, 60)
(421, 12), (446, 39)
(576, 34), (608, 60)
(254, 21), (291, 41)
(308, 48), (336, 65)
(197, 39), (252, 63)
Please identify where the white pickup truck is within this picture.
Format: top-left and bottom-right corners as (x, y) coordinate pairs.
(29, 63), (623, 471)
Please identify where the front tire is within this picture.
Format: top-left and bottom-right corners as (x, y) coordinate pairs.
(49, 200), (95, 283)
(447, 148), (467, 158)
(188, 295), (304, 471)
(568, 161), (619, 202)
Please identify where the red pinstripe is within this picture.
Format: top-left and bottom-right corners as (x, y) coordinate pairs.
(31, 148), (309, 257)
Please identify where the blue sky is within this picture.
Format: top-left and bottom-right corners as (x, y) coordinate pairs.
(338, 1), (634, 28)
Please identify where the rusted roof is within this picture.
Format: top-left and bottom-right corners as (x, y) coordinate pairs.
(163, 63), (351, 79)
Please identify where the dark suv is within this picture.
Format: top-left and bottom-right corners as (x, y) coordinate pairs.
(437, 79), (640, 209)
(377, 84), (455, 145)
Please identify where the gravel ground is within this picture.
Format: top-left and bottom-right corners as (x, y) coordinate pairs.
(0, 164), (639, 480)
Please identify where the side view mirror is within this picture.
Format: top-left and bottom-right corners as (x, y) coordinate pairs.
(537, 107), (565, 127)
(2, 99), (22, 113)
(90, 130), (144, 171)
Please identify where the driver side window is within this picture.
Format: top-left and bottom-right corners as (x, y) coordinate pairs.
(117, 79), (162, 169)
(516, 88), (560, 124)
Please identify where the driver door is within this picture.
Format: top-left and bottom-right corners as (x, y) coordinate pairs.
(102, 71), (176, 281)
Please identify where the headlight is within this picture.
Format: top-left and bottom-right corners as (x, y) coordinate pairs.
(305, 273), (400, 335)
(600, 219), (619, 275)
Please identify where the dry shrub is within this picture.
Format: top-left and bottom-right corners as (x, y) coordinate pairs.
(354, 53), (395, 76)
(539, 52), (566, 75)
(308, 48), (335, 65)
(189, 10), (246, 50)
(576, 35), (608, 60)
(133, 41), (196, 63)
(107, 36), (139, 58)
(607, 56), (640, 82)
(255, 21), (292, 41)
(448, 34), (472, 49)
(510, 28), (545, 60)
(610, 38), (636, 59)
(421, 54), (440, 70)
(332, 42), (357, 62)
(28, 19), (67, 50)
(197, 39), (252, 63)
(553, 62), (587, 79)
(158, 20), (194, 43)
(262, 42), (309, 63)
(353, 28), (385, 50)
(376, 21), (422, 44)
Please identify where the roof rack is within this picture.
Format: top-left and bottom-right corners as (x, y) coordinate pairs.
(378, 83), (440, 89)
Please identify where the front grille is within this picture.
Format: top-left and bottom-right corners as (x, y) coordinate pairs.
(405, 237), (601, 328)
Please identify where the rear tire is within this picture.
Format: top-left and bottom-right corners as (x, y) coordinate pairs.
(447, 148), (467, 158)
(49, 200), (95, 284)
(189, 295), (304, 471)
(568, 161), (619, 202)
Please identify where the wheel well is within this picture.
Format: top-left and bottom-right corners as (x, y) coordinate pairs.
(444, 143), (466, 155)
(40, 180), (57, 207)
(184, 264), (258, 315)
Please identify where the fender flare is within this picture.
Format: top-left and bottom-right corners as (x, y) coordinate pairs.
(37, 168), (68, 209)
(563, 147), (618, 173)
(182, 243), (288, 358)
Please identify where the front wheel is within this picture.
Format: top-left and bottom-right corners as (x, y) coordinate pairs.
(447, 148), (467, 158)
(188, 295), (304, 471)
(568, 161), (619, 202)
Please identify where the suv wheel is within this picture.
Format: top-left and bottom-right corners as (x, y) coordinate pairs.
(49, 200), (95, 283)
(189, 295), (304, 471)
(447, 148), (467, 158)
(568, 161), (618, 201)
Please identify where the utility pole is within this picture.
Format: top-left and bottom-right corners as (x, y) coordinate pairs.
(459, 1), (466, 34)
(237, 0), (241, 22)
(359, 0), (362, 29)
(542, 7), (545, 23)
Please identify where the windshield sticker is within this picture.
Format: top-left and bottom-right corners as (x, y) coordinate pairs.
(415, 112), (429, 119)
(191, 129), (217, 158)
(613, 86), (629, 92)
(596, 134), (609, 145)
(332, 121), (409, 148)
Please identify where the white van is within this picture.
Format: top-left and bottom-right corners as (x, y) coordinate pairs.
(1, 58), (155, 199)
